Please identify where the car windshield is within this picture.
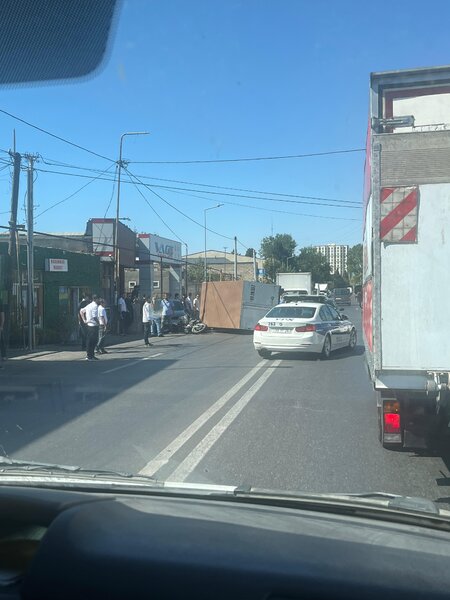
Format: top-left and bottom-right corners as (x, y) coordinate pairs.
(265, 306), (316, 319)
(0, 0), (449, 529)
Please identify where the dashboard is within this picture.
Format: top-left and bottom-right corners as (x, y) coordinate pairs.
(0, 485), (449, 598)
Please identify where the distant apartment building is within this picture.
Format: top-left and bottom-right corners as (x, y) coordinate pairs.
(313, 244), (349, 275)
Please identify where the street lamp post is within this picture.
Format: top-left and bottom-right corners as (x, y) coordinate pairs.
(184, 242), (188, 295)
(203, 204), (223, 281)
(286, 255), (295, 270)
(114, 131), (149, 305)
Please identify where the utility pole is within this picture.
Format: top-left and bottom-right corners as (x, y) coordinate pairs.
(184, 243), (188, 294)
(6, 151), (21, 349)
(234, 236), (238, 280)
(253, 249), (257, 281)
(25, 154), (37, 350)
(114, 132), (149, 323)
(160, 255), (163, 296)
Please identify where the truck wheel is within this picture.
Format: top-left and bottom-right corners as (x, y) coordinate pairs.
(257, 349), (271, 358)
(348, 329), (357, 350)
(321, 335), (331, 359)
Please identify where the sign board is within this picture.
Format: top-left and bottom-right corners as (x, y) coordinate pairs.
(138, 234), (182, 264)
(45, 258), (68, 272)
(258, 268), (266, 276)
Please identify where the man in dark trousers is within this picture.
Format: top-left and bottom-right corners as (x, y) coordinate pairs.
(79, 295), (101, 361)
(78, 293), (91, 351)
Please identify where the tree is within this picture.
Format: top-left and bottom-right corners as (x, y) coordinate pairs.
(245, 247), (256, 257)
(331, 271), (349, 288)
(297, 247), (331, 284)
(187, 259), (204, 287)
(347, 244), (363, 286)
(260, 234), (297, 281)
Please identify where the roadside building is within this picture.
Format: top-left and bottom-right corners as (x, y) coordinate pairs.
(185, 250), (263, 294)
(0, 242), (101, 346)
(312, 243), (349, 275)
(136, 234), (183, 298)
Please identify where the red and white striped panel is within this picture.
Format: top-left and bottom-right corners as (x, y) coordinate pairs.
(380, 186), (418, 243)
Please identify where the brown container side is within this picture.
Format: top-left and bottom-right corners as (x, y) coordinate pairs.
(200, 281), (244, 329)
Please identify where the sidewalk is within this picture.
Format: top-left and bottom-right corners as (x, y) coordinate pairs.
(7, 332), (149, 361)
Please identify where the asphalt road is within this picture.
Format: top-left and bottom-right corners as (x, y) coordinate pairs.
(1, 306), (450, 506)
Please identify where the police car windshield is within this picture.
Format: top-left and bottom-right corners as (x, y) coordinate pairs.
(266, 306), (317, 319)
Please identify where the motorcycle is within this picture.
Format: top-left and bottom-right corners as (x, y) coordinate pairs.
(183, 316), (207, 334)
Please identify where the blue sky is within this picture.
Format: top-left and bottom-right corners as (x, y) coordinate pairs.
(0, 0), (447, 255)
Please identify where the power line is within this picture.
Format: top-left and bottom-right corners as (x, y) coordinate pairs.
(0, 224), (215, 268)
(129, 148), (365, 164)
(0, 108), (115, 163)
(35, 164), (116, 218)
(164, 187), (360, 222)
(125, 168), (235, 243)
(33, 167), (360, 210)
(124, 167), (185, 245)
(36, 154), (362, 205)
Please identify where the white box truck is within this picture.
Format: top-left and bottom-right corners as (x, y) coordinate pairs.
(276, 273), (312, 299)
(364, 65), (450, 449)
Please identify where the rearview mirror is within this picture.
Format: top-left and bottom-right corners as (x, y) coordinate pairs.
(341, 314), (348, 320)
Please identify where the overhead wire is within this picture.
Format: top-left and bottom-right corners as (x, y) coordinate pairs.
(36, 153), (362, 205)
(124, 168), (235, 243)
(124, 167), (186, 245)
(32, 167), (360, 210)
(129, 148), (365, 164)
(0, 109), (115, 163)
(164, 187), (360, 222)
(35, 163), (116, 218)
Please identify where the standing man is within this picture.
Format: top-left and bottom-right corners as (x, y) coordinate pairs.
(117, 293), (127, 335)
(151, 295), (163, 337)
(95, 299), (109, 355)
(185, 292), (193, 316)
(142, 296), (153, 347)
(125, 293), (134, 333)
(193, 293), (200, 319)
(80, 295), (101, 361)
(78, 293), (91, 350)
(161, 292), (173, 333)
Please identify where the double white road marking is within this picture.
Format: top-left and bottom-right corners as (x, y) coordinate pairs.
(139, 358), (281, 481)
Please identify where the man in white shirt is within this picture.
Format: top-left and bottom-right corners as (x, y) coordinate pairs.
(142, 297), (153, 347)
(117, 293), (127, 334)
(80, 295), (101, 360)
(161, 293), (173, 334)
(95, 299), (109, 355)
(185, 292), (193, 316)
(193, 294), (200, 319)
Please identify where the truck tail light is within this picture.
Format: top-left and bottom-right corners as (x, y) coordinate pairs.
(254, 323), (268, 331)
(383, 399), (401, 442)
(295, 324), (316, 332)
(384, 413), (400, 433)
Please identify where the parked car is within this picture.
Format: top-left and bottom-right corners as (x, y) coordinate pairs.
(253, 301), (357, 358)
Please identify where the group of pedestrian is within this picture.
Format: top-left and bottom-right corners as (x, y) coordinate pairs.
(78, 290), (202, 358)
(140, 291), (200, 346)
(184, 292), (200, 318)
(78, 294), (109, 361)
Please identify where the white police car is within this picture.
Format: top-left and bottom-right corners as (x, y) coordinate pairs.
(253, 301), (357, 358)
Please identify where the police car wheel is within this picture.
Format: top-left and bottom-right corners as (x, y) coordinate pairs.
(321, 335), (331, 359)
